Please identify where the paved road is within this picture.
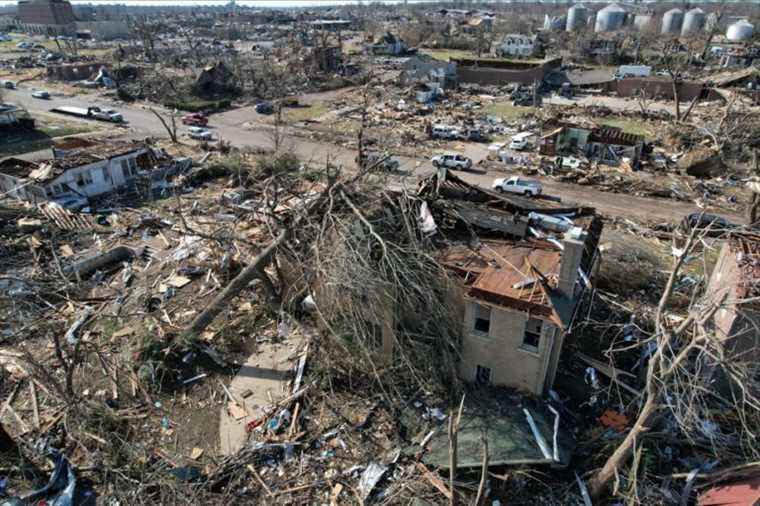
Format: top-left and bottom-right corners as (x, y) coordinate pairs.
(3, 86), (730, 223)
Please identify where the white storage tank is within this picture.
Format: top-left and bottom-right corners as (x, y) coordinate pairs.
(633, 13), (653, 31)
(727, 20), (754, 41)
(661, 8), (684, 35)
(566, 4), (588, 32)
(681, 8), (705, 36)
(594, 3), (626, 33)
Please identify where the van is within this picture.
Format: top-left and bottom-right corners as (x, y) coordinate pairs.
(509, 131), (534, 151)
(613, 65), (651, 80)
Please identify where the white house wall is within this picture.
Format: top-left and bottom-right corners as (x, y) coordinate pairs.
(46, 149), (147, 199)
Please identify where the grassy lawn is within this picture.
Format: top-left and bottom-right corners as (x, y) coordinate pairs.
(484, 102), (534, 121)
(284, 102), (329, 123)
(0, 114), (99, 156)
(597, 118), (653, 138)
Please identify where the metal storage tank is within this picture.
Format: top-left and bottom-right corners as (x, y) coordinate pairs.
(661, 8), (684, 35)
(633, 13), (653, 31)
(594, 3), (626, 33)
(566, 4), (588, 32)
(681, 8), (705, 36)
(727, 20), (754, 41)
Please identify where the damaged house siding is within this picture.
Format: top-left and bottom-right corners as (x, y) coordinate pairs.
(460, 301), (562, 395)
(705, 239), (760, 362)
(44, 149), (149, 199)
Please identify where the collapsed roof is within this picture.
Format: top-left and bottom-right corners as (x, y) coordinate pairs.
(418, 168), (602, 327)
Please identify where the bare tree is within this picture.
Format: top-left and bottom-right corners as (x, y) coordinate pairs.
(131, 20), (161, 61)
(150, 108), (178, 143)
(698, 95), (753, 153)
(589, 227), (760, 499)
(660, 41), (693, 123)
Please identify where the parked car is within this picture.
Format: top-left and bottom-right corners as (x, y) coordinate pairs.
(431, 153), (472, 171)
(255, 101), (274, 115)
(181, 113), (208, 126)
(358, 152), (401, 171)
(188, 126), (213, 140)
(89, 107), (123, 122)
(430, 124), (462, 140)
(680, 213), (734, 236)
(465, 129), (489, 143)
(31, 90), (50, 99)
(1, 80), (16, 89)
(492, 176), (542, 197)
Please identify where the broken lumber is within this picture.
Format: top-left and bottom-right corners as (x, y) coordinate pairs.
(577, 352), (641, 396)
(182, 228), (288, 339)
(416, 462), (453, 500)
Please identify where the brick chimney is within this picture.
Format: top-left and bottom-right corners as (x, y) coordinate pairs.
(557, 226), (587, 300)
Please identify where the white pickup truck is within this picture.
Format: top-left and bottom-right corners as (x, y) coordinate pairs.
(492, 176), (542, 197)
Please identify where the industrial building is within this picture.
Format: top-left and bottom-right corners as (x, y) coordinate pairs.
(16, 0), (76, 35)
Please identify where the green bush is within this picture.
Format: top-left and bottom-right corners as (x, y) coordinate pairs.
(165, 99), (231, 112)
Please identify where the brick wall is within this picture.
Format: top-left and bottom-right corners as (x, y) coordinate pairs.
(608, 78), (720, 102)
(454, 58), (561, 86)
(18, 0), (76, 26)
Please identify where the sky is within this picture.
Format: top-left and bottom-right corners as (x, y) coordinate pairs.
(0, 0), (441, 7)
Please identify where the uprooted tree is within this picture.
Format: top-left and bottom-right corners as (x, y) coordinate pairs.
(589, 226), (760, 499)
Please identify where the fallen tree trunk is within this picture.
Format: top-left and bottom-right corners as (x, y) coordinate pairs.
(182, 228), (288, 339)
(64, 246), (134, 280)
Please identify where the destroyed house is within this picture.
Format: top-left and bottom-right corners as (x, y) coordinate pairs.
(371, 32), (408, 56)
(420, 170), (602, 395)
(0, 103), (22, 126)
(400, 55), (457, 89)
(705, 234), (760, 363)
(0, 141), (157, 204)
(540, 124), (645, 166)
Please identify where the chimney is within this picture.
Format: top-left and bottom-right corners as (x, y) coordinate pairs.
(557, 226), (586, 300)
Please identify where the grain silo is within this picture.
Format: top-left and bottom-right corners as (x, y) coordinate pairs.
(727, 20), (754, 41)
(633, 13), (653, 31)
(594, 3), (626, 33)
(661, 8), (684, 35)
(566, 4), (588, 32)
(681, 8), (705, 36)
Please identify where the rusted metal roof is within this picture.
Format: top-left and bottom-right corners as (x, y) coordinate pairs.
(698, 474), (760, 506)
(439, 240), (561, 318)
(590, 126), (644, 146)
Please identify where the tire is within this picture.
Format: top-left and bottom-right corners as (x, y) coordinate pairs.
(525, 190), (533, 198)
(496, 187), (504, 193)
